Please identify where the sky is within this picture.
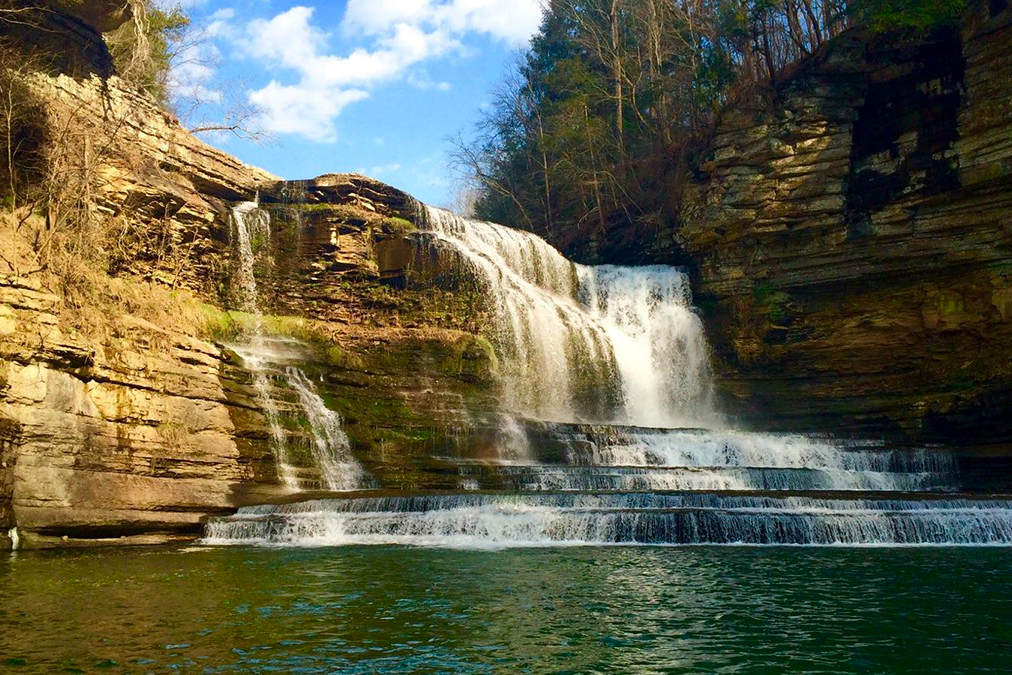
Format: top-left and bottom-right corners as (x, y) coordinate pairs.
(169, 0), (546, 206)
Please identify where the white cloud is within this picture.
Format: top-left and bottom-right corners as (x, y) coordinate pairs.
(168, 24), (224, 112)
(344, 0), (544, 46)
(406, 69), (453, 91)
(248, 82), (368, 141)
(205, 8), (237, 37)
(243, 7), (328, 71)
(211, 2), (544, 142)
(356, 163), (403, 177)
(342, 0), (431, 35)
(235, 7), (463, 139)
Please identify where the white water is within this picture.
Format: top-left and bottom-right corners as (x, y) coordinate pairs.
(580, 266), (712, 427)
(230, 202), (367, 492)
(414, 209), (963, 493)
(541, 426), (954, 473)
(231, 202), (297, 489)
(453, 465), (951, 493)
(286, 368), (368, 492)
(205, 201), (993, 549)
(203, 495), (1012, 548)
(421, 207), (713, 427)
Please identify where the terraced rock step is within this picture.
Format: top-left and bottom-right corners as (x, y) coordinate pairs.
(451, 464), (956, 493)
(520, 424), (955, 473)
(203, 493), (1012, 547)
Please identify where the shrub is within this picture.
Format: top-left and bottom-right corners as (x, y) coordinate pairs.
(104, 1), (189, 107)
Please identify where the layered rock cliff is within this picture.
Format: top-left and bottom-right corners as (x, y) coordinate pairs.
(676, 1), (1012, 444)
(0, 9), (502, 548)
(0, 411), (18, 549)
(3, 0), (1011, 549)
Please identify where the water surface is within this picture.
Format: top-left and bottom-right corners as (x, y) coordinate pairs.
(2, 545), (1010, 673)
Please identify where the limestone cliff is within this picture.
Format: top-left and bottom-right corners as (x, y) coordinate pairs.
(3, 0), (1011, 550)
(0, 53), (274, 546)
(0, 411), (18, 549)
(0, 9), (502, 547)
(0, 277), (252, 546)
(676, 1), (1012, 444)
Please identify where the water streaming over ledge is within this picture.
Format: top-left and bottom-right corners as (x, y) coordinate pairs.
(421, 207), (713, 428)
(229, 202), (368, 492)
(204, 494), (1012, 548)
(206, 201), (1005, 547)
(230, 202), (297, 489)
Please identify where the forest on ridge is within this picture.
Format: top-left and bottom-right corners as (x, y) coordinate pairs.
(455, 0), (966, 253)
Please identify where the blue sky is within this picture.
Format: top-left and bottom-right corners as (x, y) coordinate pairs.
(169, 0), (545, 205)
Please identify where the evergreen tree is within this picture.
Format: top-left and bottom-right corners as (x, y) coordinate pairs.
(456, 0), (966, 257)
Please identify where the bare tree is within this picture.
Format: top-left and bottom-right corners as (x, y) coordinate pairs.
(181, 80), (271, 143)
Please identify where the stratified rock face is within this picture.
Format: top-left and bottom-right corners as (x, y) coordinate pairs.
(678, 3), (1012, 442)
(0, 277), (265, 546)
(44, 0), (132, 33)
(28, 71), (278, 293)
(0, 413), (18, 550)
(0, 158), (504, 546)
(2, 1), (137, 78)
(251, 178), (507, 486)
(0, 20), (285, 544)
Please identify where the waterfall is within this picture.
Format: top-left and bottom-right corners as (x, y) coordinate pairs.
(229, 202), (368, 492)
(231, 202), (298, 489)
(204, 200), (995, 549)
(286, 368), (368, 492)
(204, 494), (1012, 548)
(421, 207), (713, 427)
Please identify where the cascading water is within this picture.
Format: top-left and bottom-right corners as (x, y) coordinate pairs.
(229, 201), (368, 492)
(204, 494), (1012, 548)
(204, 202), (1007, 548)
(230, 202), (297, 489)
(421, 207), (713, 428)
(286, 368), (368, 492)
(444, 425), (958, 492)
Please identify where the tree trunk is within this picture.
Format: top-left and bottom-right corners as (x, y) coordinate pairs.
(610, 0), (625, 170)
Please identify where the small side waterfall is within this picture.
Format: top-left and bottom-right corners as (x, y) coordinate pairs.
(421, 207), (713, 427)
(230, 202), (368, 492)
(231, 202), (297, 489)
(286, 368), (367, 492)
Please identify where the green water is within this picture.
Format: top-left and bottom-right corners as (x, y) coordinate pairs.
(1, 546), (1010, 674)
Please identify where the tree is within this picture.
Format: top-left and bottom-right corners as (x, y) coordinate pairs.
(454, 0), (967, 257)
(104, 1), (269, 142)
(105, 0), (189, 107)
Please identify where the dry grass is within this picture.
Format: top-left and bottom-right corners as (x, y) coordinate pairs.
(0, 47), (229, 346)
(1, 210), (222, 343)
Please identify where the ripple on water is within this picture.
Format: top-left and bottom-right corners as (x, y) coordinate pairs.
(1, 546), (1011, 673)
